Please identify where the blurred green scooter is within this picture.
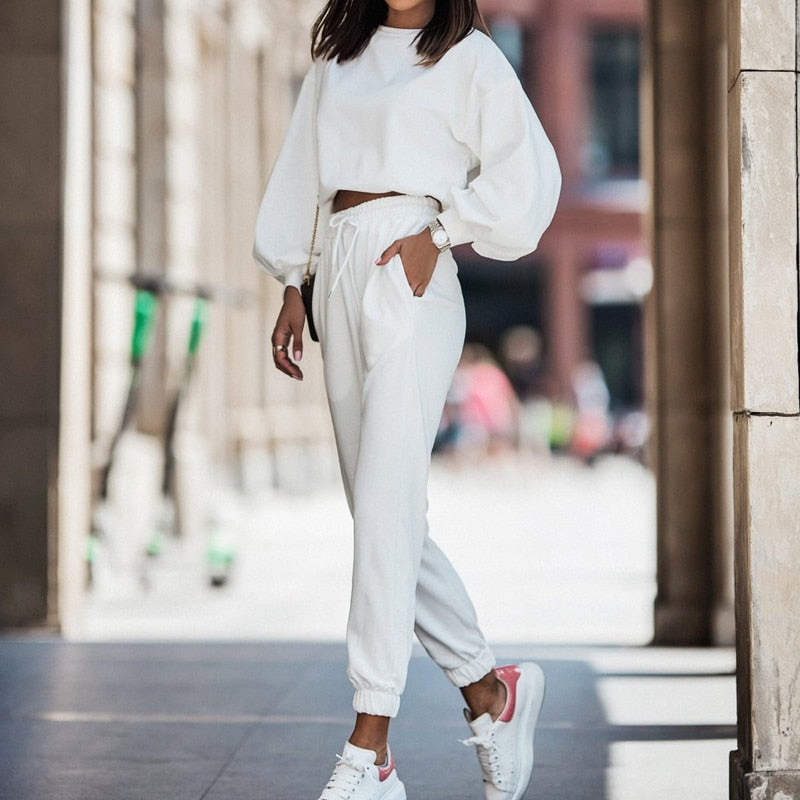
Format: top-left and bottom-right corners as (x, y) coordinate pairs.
(88, 286), (158, 587)
(144, 293), (235, 588)
(145, 294), (207, 558)
(90, 275), (246, 590)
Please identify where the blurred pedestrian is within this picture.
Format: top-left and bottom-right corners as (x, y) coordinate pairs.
(570, 360), (612, 461)
(451, 343), (520, 457)
(499, 325), (544, 401)
(253, 0), (560, 796)
(498, 326), (554, 454)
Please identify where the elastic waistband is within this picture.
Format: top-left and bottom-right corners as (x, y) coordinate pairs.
(329, 194), (440, 224)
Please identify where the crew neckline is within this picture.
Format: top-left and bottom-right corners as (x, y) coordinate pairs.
(377, 24), (422, 36)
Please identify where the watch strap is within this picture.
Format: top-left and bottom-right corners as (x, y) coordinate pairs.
(428, 218), (451, 252)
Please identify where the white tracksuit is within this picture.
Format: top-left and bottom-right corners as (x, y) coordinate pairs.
(253, 26), (561, 718)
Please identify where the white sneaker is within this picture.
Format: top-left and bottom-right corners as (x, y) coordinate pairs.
(461, 663), (546, 800)
(318, 741), (406, 800)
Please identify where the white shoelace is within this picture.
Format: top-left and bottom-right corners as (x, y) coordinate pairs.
(320, 753), (370, 800)
(461, 730), (511, 789)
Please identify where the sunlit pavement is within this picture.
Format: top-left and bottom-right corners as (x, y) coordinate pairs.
(0, 455), (736, 799)
(81, 454), (657, 644)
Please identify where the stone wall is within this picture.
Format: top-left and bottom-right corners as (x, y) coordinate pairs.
(728, 0), (800, 796)
(0, 0), (333, 629)
(0, 0), (92, 630)
(89, 0), (335, 552)
(0, 0), (65, 627)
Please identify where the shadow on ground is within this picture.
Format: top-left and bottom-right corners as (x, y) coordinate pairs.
(0, 639), (735, 800)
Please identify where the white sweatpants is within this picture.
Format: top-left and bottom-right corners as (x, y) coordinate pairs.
(312, 195), (495, 718)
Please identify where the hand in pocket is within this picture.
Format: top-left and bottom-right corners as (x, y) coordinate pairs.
(376, 228), (439, 297)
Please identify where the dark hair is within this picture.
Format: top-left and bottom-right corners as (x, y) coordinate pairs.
(311, 0), (490, 67)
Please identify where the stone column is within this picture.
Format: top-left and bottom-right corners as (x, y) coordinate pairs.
(645, 0), (732, 645)
(134, 0), (170, 436)
(728, 0), (800, 796)
(704, 0), (735, 647)
(536, 0), (588, 398)
(92, 0), (138, 443)
(0, 0), (91, 630)
(548, 238), (587, 400)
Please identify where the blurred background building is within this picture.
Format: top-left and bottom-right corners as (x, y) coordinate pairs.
(466, 0), (646, 415)
(84, 0), (650, 504)
(2, 0), (800, 795)
(2, 0), (653, 625)
(0, 0), (706, 644)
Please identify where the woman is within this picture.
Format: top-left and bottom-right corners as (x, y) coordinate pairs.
(253, 0), (560, 796)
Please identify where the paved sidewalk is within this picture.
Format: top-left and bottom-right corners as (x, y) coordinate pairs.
(2, 455), (736, 798)
(0, 638), (735, 800)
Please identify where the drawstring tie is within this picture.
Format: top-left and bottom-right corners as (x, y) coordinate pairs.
(327, 214), (361, 299)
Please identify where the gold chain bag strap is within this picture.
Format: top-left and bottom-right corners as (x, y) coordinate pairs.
(299, 60), (322, 343)
(300, 204), (320, 342)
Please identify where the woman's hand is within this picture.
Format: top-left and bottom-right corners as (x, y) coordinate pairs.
(271, 286), (306, 380)
(376, 228), (439, 296)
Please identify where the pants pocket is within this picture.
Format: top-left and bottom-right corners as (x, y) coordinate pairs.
(415, 251), (461, 306)
(361, 256), (415, 370)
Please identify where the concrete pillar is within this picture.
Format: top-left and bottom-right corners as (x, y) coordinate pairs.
(536, 0), (584, 188)
(728, 0), (800, 796)
(645, 0), (732, 645)
(704, 0), (735, 647)
(548, 238), (588, 400)
(134, 0), (170, 436)
(535, 0), (588, 397)
(0, 0), (92, 630)
(92, 0), (138, 443)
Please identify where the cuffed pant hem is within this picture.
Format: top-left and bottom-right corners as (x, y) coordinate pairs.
(353, 688), (401, 718)
(444, 647), (497, 688)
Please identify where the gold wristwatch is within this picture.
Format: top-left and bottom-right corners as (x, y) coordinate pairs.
(428, 218), (452, 253)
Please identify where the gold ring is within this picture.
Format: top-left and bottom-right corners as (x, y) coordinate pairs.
(273, 344), (287, 353)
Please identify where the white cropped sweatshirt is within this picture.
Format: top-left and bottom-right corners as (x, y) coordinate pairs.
(253, 25), (562, 290)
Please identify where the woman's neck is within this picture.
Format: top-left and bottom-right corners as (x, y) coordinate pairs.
(384, 1), (434, 30)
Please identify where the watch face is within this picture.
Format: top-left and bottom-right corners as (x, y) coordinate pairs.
(433, 229), (449, 247)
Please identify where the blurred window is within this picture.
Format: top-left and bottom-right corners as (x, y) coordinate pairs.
(489, 18), (524, 77)
(586, 28), (640, 179)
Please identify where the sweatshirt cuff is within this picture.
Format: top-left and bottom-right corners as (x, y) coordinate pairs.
(437, 207), (474, 248)
(283, 266), (305, 291)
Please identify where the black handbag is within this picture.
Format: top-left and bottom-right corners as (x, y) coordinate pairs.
(300, 204), (320, 342)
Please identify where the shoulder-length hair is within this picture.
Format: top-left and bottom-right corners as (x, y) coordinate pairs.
(311, 0), (490, 67)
